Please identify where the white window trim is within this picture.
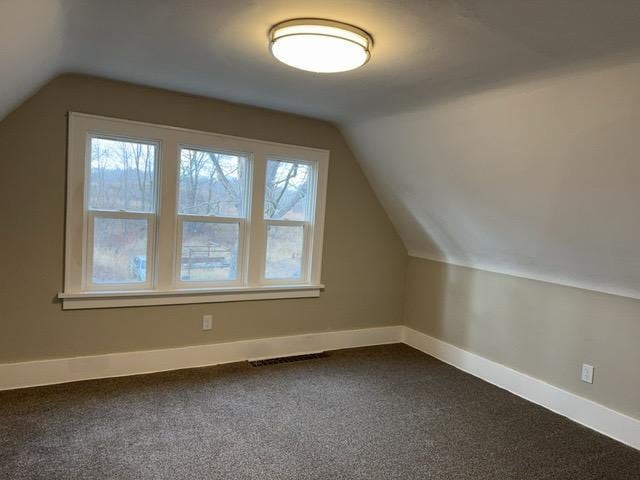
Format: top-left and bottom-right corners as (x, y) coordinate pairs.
(60, 112), (329, 310)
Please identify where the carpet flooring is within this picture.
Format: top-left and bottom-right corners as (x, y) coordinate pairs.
(1, 344), (639, 479)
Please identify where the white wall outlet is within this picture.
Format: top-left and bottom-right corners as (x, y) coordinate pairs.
(202, 314), (213, 331)
(581, 363), (594, 384)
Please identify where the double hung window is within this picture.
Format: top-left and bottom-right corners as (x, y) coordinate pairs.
(60, 113), (328, 309)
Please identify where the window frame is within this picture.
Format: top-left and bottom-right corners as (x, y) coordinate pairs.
(174, 144), (252, 289)
(83, 133), (160, 291)
(260, 156), (318, 285)
(60, 113), (329, 309)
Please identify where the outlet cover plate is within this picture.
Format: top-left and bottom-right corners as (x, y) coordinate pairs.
(581, 364), (594, 384)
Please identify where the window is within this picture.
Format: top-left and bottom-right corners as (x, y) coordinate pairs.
(176, 148), (248, 286)
(263, 159), (313, 281)
(61, 113), (328, 309)
(87, 137), (158, 289)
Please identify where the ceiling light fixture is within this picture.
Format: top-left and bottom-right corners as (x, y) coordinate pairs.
(269, 19), (372, 73)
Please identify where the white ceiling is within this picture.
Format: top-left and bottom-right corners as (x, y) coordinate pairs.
(2, 0), (640, 297)
(3, 0), (640, 122)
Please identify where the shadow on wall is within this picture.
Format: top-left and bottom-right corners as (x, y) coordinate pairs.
(400, 204), (476, 355)
(405, 258), (527, 362)
(538, 108), (640, 295)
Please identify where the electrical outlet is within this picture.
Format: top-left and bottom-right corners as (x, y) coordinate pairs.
(202, 314), (213, 331)
(581, 364), (594, 384)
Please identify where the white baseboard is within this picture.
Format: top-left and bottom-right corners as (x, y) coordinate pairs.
(1, 324), (637, 451)
(401, 326), (640, 451)
(0, 325), (403, 391)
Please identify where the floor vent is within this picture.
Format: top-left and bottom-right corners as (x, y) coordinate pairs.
(248, 352), (328, 367)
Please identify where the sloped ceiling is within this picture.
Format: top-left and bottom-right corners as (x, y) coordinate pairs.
(2, 0), (640, 297)
(345, 58), (640, 298)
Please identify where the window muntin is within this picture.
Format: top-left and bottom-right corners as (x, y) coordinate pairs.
(63, 113), (329, 306)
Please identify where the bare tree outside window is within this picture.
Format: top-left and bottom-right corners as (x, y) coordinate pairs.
(65, 113), (329, 304)
(264, 160), (311, 221)
(178, 148), (246, 217)
(88, 139), (316, 285)
(177, 148), (249, 282)
(89, 138), (156, 212)
(263, 159), (312, 280)
(88, 137), (157, 284)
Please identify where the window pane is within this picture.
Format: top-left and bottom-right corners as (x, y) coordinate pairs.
(178, 148), (248, 217)
(89, 137), (156, 213)
(180, 222), (240, 282)
(265, 224), (304, 280)
(92, 217), (148, 284)
(264, 160), (312, 220)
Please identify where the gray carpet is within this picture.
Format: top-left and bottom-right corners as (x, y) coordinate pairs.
(1, 344), (639, 479)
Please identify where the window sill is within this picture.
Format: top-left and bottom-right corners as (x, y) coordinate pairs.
(58, 285), (324, 310)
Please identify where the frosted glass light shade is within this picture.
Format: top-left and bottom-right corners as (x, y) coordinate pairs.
(269, 19), (372, 73)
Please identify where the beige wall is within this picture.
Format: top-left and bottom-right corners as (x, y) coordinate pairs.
(5, 73), (637, 425)
(0, 74), (407, 363)
(404, 256), (640, 419)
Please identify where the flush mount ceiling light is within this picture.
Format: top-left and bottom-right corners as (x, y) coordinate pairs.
(269, 19), (372, 73)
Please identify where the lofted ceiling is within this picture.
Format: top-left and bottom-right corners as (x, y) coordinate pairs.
(3, 0), (640, 122)
(345, 58), (640, 299)
(2, 0), (640, 297)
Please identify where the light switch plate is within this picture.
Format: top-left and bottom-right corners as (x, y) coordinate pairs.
(202, 314), (213, 331)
